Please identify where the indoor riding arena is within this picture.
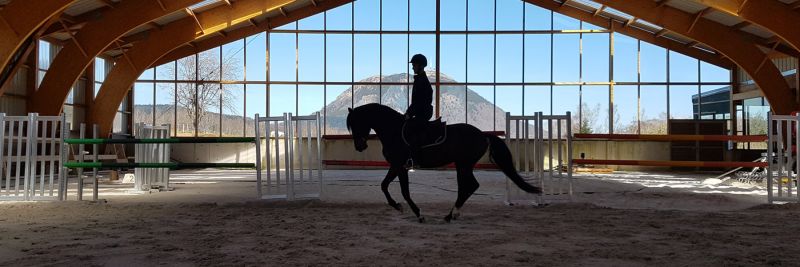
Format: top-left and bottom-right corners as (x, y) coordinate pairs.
(2, 0), (800, 266)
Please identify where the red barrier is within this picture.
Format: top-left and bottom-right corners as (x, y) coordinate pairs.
(573, 134), (767, 142)
(573, 159), (768, 168)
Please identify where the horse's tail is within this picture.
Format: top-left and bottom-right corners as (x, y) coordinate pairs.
(486, 134), (542, 194)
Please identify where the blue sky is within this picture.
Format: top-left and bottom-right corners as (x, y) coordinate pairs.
(134, 0), (730, 133)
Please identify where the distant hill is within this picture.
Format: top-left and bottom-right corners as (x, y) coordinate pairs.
(324, 71), (507, 134)
(134, 71), (512, 136)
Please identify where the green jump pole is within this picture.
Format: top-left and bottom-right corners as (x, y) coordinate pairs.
(64, 162), (255, 169)
(63, 137), (257, 144)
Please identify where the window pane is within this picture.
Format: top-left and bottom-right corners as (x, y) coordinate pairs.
(155, 83), (175, 134)
(134, 82), (154, 126)
(669, 51), (698, 82)
(640, 85), (667, 134)
(269, 33), (295, 81)
(198, 48), (221, 81)
(354, 0), (379, 30)
(222, 40), (244, 81)
(270, 84), (296, 116)
(701, 62), (730, 83)
(467, 34), (493, 83)
(354, 83), (379, 107)
(409, 34), (436, 75)
(553, 34), (579, 82)
(614, 85), (638, 134)
(640, 42), (666, 82)
(524, 34), (550, 82)
(381, 83), (409, 114)
(299, 85), (324, 116)
(298, 12), (324, 30)
(197, 83), (221, 137)
(613, 33), (637, 82)
(441, 0), (466, 31)
(381, 34), (409, 78)
(177, 56), (195, 80)
(223, 84), (243, 137)
(354, 34), (379, 82)
(410, 0), (435, 31)
(580, 86), (609, 134)
(524, 86), (551, 115)
(156, 61), (175, 80)
(496, 35), (522, 83)
(324, 85), (351, 134)
(326, 3), (352, 30)
(669, 85), (697, 119)
(175, 83), (195, 136)
(441, 35), (466, 83)
(440, 85), (465, 124)
(525, 4), (551, 30)
(299, 34), (324, 82)
(496, 0), (522, 31)
(553, 13), (579, 30)
(496, 86), (523, 128)
(383, 0), (408, 30)
(246, 34), (267, 81)
(468, 85), (495, 131)
(468, 0), (494, 31)
(553, 86), (579, 132)
(326, 34), (352, 82)
(582, 33), (609, 82)
(245, 84), (267, 137)
(94, 57), (106, 83)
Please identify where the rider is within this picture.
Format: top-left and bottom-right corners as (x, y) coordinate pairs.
(404, 54), (434, 169)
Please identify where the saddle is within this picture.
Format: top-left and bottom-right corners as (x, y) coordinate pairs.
(402, 117), (447, 148)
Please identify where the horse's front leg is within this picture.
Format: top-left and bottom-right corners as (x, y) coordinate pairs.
(398, 169), (424, 223)
(381, 166), (403, 212)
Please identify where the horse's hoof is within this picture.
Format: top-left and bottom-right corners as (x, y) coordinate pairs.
(444, 214), (452, 223)
(418, 216), (426, 223)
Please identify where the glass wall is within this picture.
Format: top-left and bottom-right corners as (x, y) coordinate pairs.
(133, 0), (731, 136)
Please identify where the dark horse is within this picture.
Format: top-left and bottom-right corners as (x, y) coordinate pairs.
(346, 103), (541, 222)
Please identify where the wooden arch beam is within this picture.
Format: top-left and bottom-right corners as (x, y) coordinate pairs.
(523, 0), (734, 69)
(694, 0), (800, 53)
(592, 0), (797, 114)
(91, 0), (298, 135)
(29, 0), (204, 116)
(0, 0), (78, 85)
(153, 0), (352, 67)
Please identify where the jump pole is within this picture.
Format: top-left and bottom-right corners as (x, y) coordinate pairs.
(64, 162), (255, 169)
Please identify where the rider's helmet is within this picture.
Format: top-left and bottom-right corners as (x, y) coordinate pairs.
(409, 54), (427, 67)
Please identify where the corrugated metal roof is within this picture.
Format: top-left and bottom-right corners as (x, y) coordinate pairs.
(63, 0), (106, 17)
(664, 0), (708, 14)
(702, 10), (743, 27)
(740, 24), (777, 39)
(152, 10), (189, 26)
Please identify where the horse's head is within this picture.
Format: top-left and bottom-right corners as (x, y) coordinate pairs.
(346, 107), (370, 152)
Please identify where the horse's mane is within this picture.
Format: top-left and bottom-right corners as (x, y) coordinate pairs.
(346, 103), (403, 131)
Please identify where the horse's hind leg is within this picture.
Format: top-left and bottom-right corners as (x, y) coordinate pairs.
(445, 165), (480, 222)
(382, 167), (403, 212)
(398, 170), (424, 223)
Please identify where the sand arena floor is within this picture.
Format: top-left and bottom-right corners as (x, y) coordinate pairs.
(1, 169), (800, 266)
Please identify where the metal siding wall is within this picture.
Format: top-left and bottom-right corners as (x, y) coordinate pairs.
(738, 58), (798, 85)
(0, 68), (28, 115)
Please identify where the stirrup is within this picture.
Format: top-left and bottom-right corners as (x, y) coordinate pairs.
(404, 158), (417, 171)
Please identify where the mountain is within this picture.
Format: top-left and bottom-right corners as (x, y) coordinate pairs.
(323, 71), (507, 134)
